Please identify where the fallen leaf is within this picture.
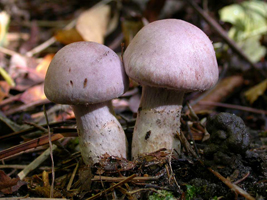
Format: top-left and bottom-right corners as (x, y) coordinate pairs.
(19, 83), (46, 104)
(54, 28), (84, 45)
(9, 54), (41, 91)
(35, 54), (54, 80)
(144, 0), (166, 22)
(42, 170), (50, 187)
(9, 54), (28, 79)
(0, 170), (19, 193)
(244, 79), (267, 104)
(76, 4), (111, 44)
(129, 92), (141, 113)
(0, 81), (10, 102)
(192, 76), (244, 113)
(0, 11), (10, 46)
(112, 98), (129, 113)
(122, 19), (143, 46)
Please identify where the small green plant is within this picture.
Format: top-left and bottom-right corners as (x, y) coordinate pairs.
(148, 190), (176, 200)
(185, 185), (201, 200)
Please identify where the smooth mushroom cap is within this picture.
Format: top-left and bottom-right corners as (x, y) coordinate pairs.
(123, 19), (218, 92)
(45, 41), (129, 104)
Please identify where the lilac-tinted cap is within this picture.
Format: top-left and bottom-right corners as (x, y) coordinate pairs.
(123, 19), (218, 92)
(45, 41), (129, 104)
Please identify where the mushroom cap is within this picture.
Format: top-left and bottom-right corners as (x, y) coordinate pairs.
(44, 41), (129, 104)
(123, 19), (218, 92)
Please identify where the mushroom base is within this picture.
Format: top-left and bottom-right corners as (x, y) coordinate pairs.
(72, 102), (127, 165)
(132, 86), (183, 159)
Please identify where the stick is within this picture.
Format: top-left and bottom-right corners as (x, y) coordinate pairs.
(198, 101), (267, 115)
(43, 105), (55, 198)
(17, 144), (57, 180)
(67, 162), (79, 190)
(86, 174), (136, 200)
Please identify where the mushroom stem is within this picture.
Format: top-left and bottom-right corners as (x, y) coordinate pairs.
(72, 101), (127, 165)
(132, 86), (183, 159)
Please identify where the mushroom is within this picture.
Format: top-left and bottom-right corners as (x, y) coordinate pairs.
(44, 41), (129, 165)
(123, 19), (218, 159)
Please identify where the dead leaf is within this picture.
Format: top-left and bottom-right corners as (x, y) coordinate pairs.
(79, 166), (93, 191)
(35, 54), (54, 80)
(244, 79), (267, 104)
(31, 171), (62, 198)
(9, 54), (41, 91)
(144, 0), (166, 22)
(54, 28), (84, 45)
(19, 83), (46, 104)
(0, 81), (10, 102)
(9, 54), (28, 79)
(129, 92), (141, 113)
(76, 4), (111, 44)
(112, 98), (129, 113)
(192, 76), (244, 113)
(42, 170), (50, 187)
(122, 19), (143, 46)
(0, 170), (19, 193)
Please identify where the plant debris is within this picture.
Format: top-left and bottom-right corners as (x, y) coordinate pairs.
(0, 0), (266, 199)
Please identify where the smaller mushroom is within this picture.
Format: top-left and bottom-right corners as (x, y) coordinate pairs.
(44, 41), (129, 165)
(123, 19), (219, 159)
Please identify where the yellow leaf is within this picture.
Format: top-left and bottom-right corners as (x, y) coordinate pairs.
(54, 28), (84, 45)
(42, 170), (50, 187)
(0, 11), (10, 46)
(244, 79), (267, 104)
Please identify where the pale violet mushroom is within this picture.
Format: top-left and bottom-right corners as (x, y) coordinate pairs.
(45, 41), (129, 165)
(123, 19), (219, 159)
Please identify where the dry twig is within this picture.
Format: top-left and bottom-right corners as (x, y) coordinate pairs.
(86, 174), (136, 200)
(17, 144), (57, 180)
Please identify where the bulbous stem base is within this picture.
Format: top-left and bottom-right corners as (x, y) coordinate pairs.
(72, 101), (127, 165)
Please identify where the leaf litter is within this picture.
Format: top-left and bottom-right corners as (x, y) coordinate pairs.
(0, 0), (266, 199)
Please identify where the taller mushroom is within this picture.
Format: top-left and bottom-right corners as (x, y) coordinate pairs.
(123, 19), (218, 159)
(45, 41), (129, 165)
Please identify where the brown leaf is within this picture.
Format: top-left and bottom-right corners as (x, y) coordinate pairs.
(192, 75), (244, 113)
(0, 81), (10, 102)
(144, 0), (166, 22)
(19, 83), (46, 104)
(35, 54), (54, 80)
(0, 170), (19, 193)
(54, 28), (84, 45)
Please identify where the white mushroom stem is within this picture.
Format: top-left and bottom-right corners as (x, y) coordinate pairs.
(72, 101), (127, 165)
(132, 86), (184, 159)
